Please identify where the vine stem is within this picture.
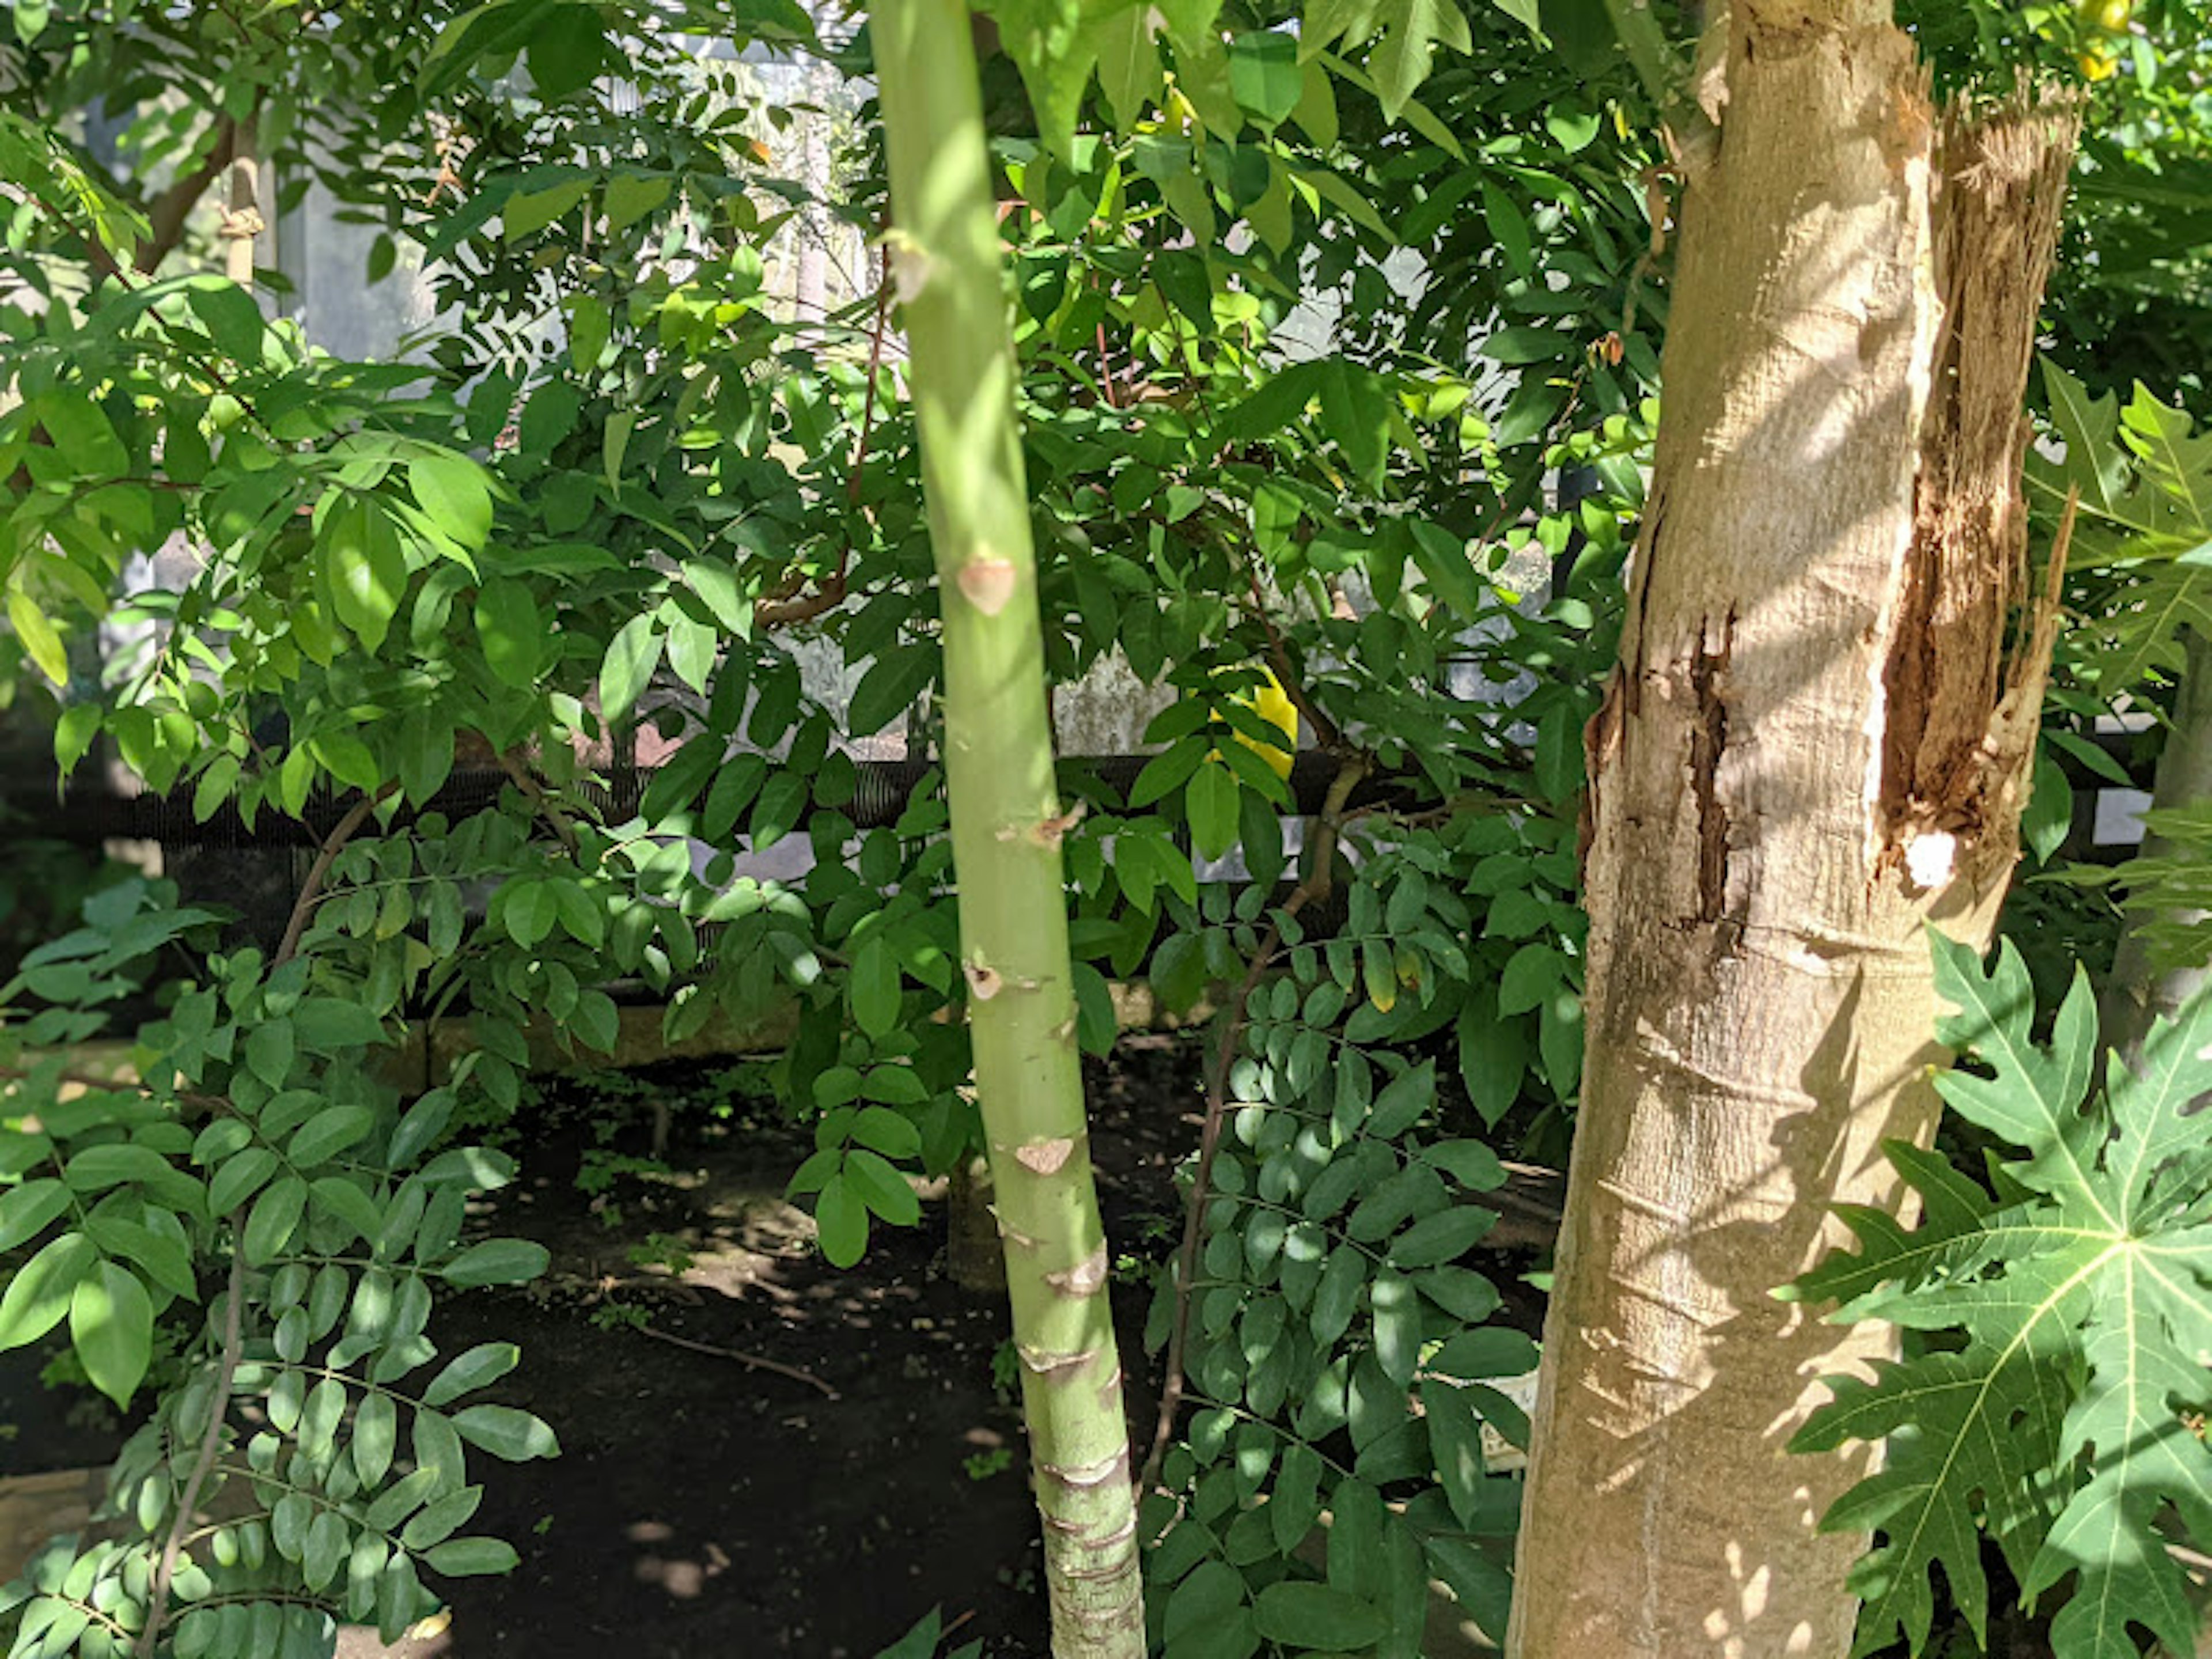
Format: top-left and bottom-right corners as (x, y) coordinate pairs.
(139, 781), (393, 1652)
(1139, 755), (1366, 1493)
(138, 1221), (244, 1659)
(272, 782), (399, 965)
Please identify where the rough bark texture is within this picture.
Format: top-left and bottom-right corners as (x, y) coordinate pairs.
(1505, 5), (2078, 1654)
(873, 7), (1145, 1655)
(2100, 627), (2212, 1061)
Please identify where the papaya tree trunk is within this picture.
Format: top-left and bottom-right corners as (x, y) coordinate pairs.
(2100, 626), (2212, 1062)
(1506, 7), (2078, 1654)
(872, 8), (1146, 1655)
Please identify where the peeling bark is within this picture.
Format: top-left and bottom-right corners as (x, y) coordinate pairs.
(1507, 5), (2078, 1653)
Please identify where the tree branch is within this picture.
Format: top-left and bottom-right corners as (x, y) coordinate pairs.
(1140, 754), (1368, 1491)
(274, 783), (399, 967)
(134, 119), (237, 276)
(139, 1222), (245, 1659)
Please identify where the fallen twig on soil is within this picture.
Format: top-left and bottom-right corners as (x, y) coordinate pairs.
(637, 1320), (840, 1399)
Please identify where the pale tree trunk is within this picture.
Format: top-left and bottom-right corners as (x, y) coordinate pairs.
(222, 116), (261, 288)
(2100, 627), (2212, 1062)
(873, 6), (1146, 1654)
(1506, 5), (2079, 1654)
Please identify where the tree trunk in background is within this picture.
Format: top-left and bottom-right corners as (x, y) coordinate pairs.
(223, 116), (260, 287)
(872, 7), (1146, 1655)
(2100, 627), (2212, 1061)
(948, 1153), (1010, 1293)
(1506, 5), (2078, 1653)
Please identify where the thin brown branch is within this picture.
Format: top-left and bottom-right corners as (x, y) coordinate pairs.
(134, 119), (238, 277)
(753, 572), (850, 629)
(140, 1219), (245, 1659)
(636, 1320), (839, 1399)
(1141, 755), (1368, 1491)
(274, 783), (399, 967)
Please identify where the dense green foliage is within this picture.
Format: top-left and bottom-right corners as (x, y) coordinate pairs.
(1, 0), (2209, 1654)
(1795, 937), (2212, 1659)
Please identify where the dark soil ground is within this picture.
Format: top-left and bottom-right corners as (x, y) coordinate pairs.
(1, 1039), (1209, 1659)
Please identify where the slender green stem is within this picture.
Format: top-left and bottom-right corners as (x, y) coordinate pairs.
(873, 9), (1144, 1654)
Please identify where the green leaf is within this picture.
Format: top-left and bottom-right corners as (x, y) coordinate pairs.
(1368, 0), (1472, 121)
(1422, 1379), (1490, 1529)
(411, 455), (495, 550)
(1229, 31), (1304, 125)
(600, 613), (662, 724)
(440, 1239), (551, 1287)
(55, 703), (101, 776)
(1271, 1441), (1324, 1554)
(1796, 946), (2212, 1659)
(843, 1149), (921, 1228)
(1251, 1581), (1387, 1647)
(244, 1176), (309, 1264)
(323, 499), (409, 651)
(401, 1484), (483, 1550)
(1534, 704), (1584, 804)
(502, 881), (557, 949)
(1426, 1532), (1512, 1642)
(1367, 1062), (1434, 1139)
(290, 1105), (376, 1167)
(603, 173), (673, 234)
(851, 1107), (922, 1161)
(186, 281), (266, 363)
(570, 295), (612, 374)
(1387, 1207), (1492, 1268)
(0, 1180), (71, 1253)
(1312, 1244), (1364, 1348)
(62, 1143), (173, 1193)
(527, 3), (608, 99)
(450, 1404), (560, 1461)
(1428, 1327), (1538, 1380)
(815, 1175), (868, 1268)
(354, 1391), (398, 1486)
(502, 179), (592, 241)
(851, 936), (902, 1039)
(0, 1232), (95, 1351)
(422, 1537), (520, 1578)
(1370, 1268), (1419, 1385)
(847, 646), (936, 737)
(424, 1343), (523, 1410)
(1497, 942), (1562, 1017)
(66, 1260), (151, 1406)
(1187, 761), (1241, 861)
(210, 1147), (280, 1216)
(296, 997), (389, 1050)
(475, 578), (543, 688)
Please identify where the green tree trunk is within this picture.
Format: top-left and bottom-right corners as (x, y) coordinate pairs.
(872, 9), (1146, 1655)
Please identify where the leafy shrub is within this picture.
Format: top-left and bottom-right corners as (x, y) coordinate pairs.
(1794, 934), (2212, 1659)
